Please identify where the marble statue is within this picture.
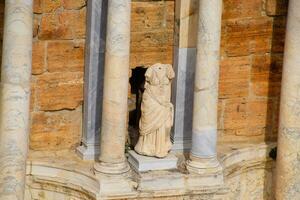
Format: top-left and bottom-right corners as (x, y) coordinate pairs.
(134, 63), (175, 158)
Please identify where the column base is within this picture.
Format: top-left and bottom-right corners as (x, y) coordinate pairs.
(186, 155), (223, 175)
(94, 161), (130, 175)
(76, 144), (100, 160)
(171, 138), (192, 152)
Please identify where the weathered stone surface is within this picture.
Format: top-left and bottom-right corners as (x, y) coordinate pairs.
(222, 0), (262, 19)
(219, 56), (251, 99)
(0, 1), (33, 199)
(47, 41), (85, 72)
(130, 1), (174, 67)
(33, 16), (40, 38)
(95, 0), (131, 175)
(43, 0), (62, 13)
(63, 0), (87, 10)
(224, 17), (273, 56)
(265, 0), (288, 16)
(36, 72), (83, 111)
(223, 98), (273, 136)
(30, 110), (82, 150)
(32, 41), (46, 75)
(251, 54), (283, 97)
(34, 0), (43, 14)
(39, 9), (86, 40)
(223, 98), (247, 132)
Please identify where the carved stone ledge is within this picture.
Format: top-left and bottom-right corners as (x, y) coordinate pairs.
(25, 142), (276, 200)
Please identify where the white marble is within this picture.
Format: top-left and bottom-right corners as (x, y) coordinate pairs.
(0, 0), (33, 199)
(187, 0), (223, 174)
(134, 63), (175, 158)
(94, 0), (131, 174)
(171, 48), (196, 152)
(76, 0), (107, 160)
(275, 0), (300, 199)
(128, 150), (177, 172)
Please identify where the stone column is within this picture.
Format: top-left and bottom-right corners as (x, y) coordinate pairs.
(186, 0), (223, 174)
(275, 0), (300, 198)
(76, 0), (107, 160)
(0, 0), (33, 199)
(94, 0), (131, 174)
(171, 0), (198, 151)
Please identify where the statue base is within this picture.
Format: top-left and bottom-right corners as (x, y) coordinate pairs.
(128, 150), (178, 172)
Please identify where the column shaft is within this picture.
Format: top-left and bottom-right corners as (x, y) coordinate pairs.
(275, 0), (300, 198)
(187, 0), (222, 174)
(94, 0), (131, 174)
(0, 0), (33, 199)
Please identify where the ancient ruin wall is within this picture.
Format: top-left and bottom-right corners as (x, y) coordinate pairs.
(0, 0), (288, 150)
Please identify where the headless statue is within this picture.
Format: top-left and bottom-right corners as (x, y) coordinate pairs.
(134, 63), (175, 158)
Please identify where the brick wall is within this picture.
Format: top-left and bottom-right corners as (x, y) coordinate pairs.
(0, 0), (288, 151)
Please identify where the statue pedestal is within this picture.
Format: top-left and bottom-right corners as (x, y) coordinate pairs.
(128, 151), (178, 172)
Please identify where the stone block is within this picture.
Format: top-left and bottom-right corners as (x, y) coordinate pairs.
(36, 72), (83, 111)
(39, 9), (86, 40)
(223, 98), (247, 131)
(128, 151), (178, 172)
(33, 16), (40, 38)
(225, 17), (273, 56)
(133, 169), (185, 192)
(219, 56), (251, 99)
(47, 41), (85, 72)
(33, 0), (42, 14)
(63, 0), (86, 10)
(130, 1), (174, 67)
(251, 54), (282, 97)
(43, 0), (62, 13)
(265, 0), (288, 16)
(32, 41), (46, 75)
(223, 0), (262, 19)
(30, 110), (82, 150)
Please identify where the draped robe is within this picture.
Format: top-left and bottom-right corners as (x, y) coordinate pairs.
(134, 64), (175, 158)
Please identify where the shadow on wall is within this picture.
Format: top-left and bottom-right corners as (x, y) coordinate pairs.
(265, 0), (288, 143)
(263, 0), (289, 198)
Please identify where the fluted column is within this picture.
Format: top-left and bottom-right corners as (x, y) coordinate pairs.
(275, 0), (300, 198)
(94, 0), (131, 174)
(0, 0), (33, 199)
(186, 0), (222, 174)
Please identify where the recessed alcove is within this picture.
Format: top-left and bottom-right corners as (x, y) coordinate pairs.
(128, 66), (147, 148)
